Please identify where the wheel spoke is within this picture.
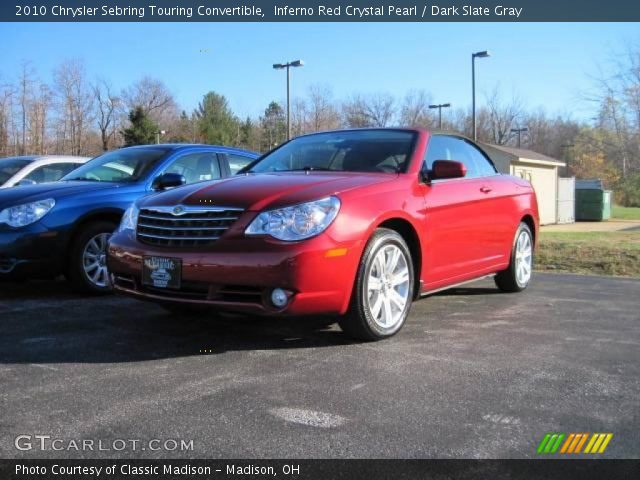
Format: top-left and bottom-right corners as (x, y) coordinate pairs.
(84, 261), (99, 271)
(368, 276), (382, 291)
(89, 239), (100, 253)
(392, 268), (409, 286)
(382, 296), (393, 326)
(386, 247), (400, 273)
(371, 293), (383, 319)
(389, 289), (406, 310)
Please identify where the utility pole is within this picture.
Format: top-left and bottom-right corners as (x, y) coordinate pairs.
(510, 127), (528, 148)
(273, 60), (304, 140)
(428, 103), (451, 129)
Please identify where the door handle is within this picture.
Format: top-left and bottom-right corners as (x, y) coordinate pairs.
(480, 186), (492, 193)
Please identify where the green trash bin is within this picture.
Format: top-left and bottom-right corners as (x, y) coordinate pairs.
(575, 188), (612, 221)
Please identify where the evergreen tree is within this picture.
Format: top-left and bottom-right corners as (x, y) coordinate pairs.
(260, 101), (286, 149)
(121, 106), (158, 146)
(195, 91), (239, 145)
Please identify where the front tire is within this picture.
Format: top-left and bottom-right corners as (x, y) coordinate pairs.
(495, 222), (534, 292)
(68, 221), (117, 294)
(339, 228), (414, 341)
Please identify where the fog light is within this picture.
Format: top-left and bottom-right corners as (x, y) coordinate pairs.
(271, 288), (288, 308)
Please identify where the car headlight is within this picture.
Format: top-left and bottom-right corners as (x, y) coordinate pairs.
(245, 196), (341, 241)
(118, 204), (139, 233)
(0, 198), (55, 228)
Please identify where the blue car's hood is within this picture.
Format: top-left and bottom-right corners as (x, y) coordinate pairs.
(0, 181), (124, 208)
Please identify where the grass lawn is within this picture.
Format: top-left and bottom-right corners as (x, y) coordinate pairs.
(612, 205), (640, 220)
(536, 231), (640, 277)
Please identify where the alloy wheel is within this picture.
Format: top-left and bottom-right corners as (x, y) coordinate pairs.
(365, 244), (411, 330)
(515, 230), (532, 286)
(82, 233), (111, 288)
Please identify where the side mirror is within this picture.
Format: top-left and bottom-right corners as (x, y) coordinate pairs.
(152, 173), (186, 190)
(16, 179), (37, 187)
(431, 160), (467, 180)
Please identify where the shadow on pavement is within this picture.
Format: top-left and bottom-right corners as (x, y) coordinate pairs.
(0, 277), (505, 366)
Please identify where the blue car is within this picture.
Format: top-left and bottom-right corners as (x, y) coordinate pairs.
(0, 144), (258, 292)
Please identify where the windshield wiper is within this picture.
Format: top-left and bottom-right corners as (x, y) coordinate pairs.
(289, 166), (334, 172)
(65, 177), (101, 182)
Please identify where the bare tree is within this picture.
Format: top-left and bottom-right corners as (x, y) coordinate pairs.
(485, 86), (524, 145)
(53, 59), (95, 155)
(343, 93), (395, 127)
(0, 82), (16, 156)
(305, 84), (340, 132)
(122, 76), (177, 125)
(399, 90), (434, 127)
(17, 62), (36, 154)
(290, 97), (307, 137)
(28, 84), (51, 154)
(93, 79), (121, 151)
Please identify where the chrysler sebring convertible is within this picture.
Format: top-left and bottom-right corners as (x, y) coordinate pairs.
(107, 128), (538, 340)
(0, 144), (257, 292)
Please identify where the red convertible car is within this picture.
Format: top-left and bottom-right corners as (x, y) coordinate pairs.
(107, 128), (538, 340)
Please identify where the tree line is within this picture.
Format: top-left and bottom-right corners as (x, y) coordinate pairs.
(1, 53), (639, 206)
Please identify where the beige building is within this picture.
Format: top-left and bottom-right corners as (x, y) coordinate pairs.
(481, 144), (567, 225)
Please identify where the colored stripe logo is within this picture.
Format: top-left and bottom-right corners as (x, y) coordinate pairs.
(537, 433), (613, 454)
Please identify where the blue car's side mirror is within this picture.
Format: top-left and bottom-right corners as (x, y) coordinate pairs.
(152, 173), (186, 191)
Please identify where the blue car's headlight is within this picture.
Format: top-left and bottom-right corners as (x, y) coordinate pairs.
(0, 198), (55, 228)
(118, 204), (139, 233)
(245, 196), (341, 241)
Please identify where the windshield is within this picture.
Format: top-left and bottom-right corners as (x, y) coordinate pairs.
(0, 158), (32, 184)
(247, 130), (417, 174)
(62, 147), (169, 183)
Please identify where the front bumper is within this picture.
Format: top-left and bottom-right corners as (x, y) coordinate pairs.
(107, 230), (363, 316)
(0, 225), (65, 278)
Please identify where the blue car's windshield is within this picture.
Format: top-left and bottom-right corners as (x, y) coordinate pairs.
(0, 158), (32, 185)
(245, 130), (417, 174)
(62, 147), (169, 183)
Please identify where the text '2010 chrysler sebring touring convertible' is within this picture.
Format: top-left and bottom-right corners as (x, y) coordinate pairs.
(107, 128), (538, 340)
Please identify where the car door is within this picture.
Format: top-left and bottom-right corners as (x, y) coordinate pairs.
(421, 135), (505, 288)
(160, 151), (224, 186)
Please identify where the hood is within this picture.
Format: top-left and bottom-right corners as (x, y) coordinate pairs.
(139, 172), (396, 211)
(0, 181), (122, 208)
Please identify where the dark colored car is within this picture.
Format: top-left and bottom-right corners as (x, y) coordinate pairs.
(108, 128), (538, 340)
(0, 144), (258, 292)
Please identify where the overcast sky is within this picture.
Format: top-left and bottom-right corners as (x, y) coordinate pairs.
(2, 22), (638, 121)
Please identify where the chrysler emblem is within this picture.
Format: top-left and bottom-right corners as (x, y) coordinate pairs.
(173, 206), (185, 215)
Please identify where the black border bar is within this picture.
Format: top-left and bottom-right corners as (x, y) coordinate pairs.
(1, 459), (640, 480)
(3, 0), (640, 22)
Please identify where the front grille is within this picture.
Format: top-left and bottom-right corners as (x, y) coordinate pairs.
(136, 206), (243, 247)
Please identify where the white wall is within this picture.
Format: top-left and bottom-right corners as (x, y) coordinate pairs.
(511, 162), (558, 225)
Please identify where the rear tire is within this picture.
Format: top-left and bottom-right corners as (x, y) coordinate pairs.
(68, 221), (117, 294)
(339, 228), (414, 341)
(495, 222), (534, 293)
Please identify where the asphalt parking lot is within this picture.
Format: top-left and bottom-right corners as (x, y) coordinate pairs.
(0, 273), (638, 459)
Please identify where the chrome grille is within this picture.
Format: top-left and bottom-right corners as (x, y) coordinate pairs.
(136, 206), (243, 247)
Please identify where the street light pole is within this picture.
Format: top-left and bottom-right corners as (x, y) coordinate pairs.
(472, 50), (490, 142)
(273, 60), (304, 141)
(510, 127), (528, 148)
(428, 103), (451, 129)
